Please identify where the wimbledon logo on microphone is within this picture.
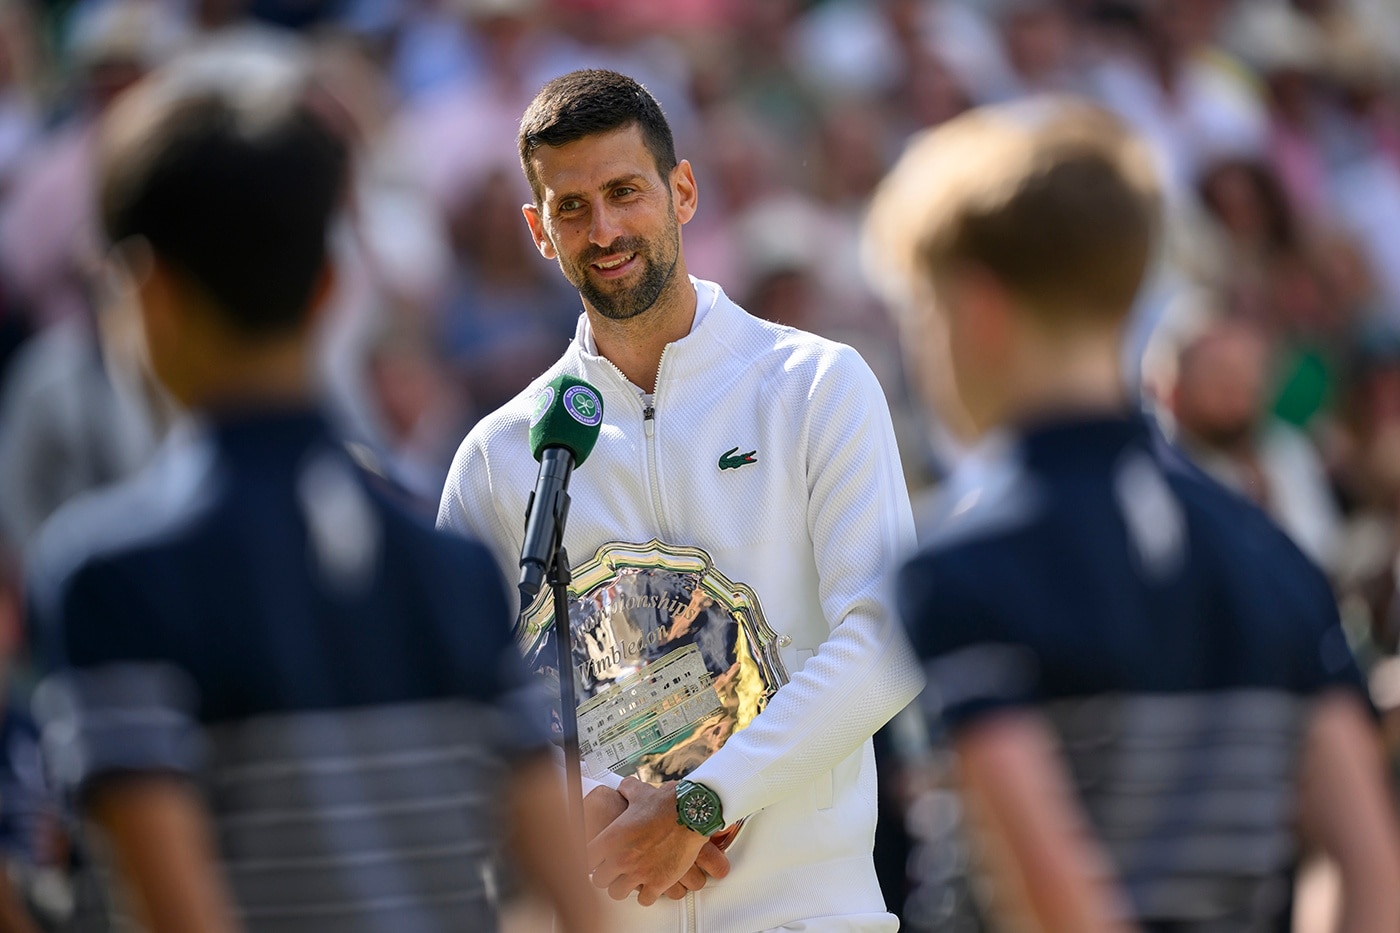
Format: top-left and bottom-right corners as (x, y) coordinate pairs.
(529, 385), (554, 428)
(564, 385), (603, 427)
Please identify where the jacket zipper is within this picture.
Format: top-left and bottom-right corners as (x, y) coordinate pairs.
(590, 349), (675, 540)
(642, 345), (673, 540)
(643, 401), (670, 539)
(686, 890), (696, 933)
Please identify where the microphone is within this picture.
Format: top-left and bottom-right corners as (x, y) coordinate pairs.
(518, 374), (604, 603)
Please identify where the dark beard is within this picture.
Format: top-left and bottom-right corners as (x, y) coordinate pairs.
(1189, 421), (1256, 453)
(576, 233), (679, 321)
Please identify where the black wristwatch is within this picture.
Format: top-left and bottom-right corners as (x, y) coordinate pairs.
(675, 779), (725, 836)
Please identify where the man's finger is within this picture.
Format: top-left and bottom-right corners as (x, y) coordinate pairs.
(678, 864), (707, 892)
(585, 831), (614, 874)
(665, 882), (688, 900)
(616, 776), (650, 803)
(695, 841), (731, 879)
(589, 855), (619, 889)
(583, 785), (627, 840)
(607, 876), (636, 901)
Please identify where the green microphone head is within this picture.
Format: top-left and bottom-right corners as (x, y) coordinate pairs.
(529, 374), (604, 466)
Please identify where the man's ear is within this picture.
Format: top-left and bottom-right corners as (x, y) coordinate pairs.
(302, 261), (337, 329)
(671, 160), (698, 225)
(952, 265), (1013, 356)
(129, 251), (190, 403)
(137, 251), (180, 341)
(522, 204), (557, 260)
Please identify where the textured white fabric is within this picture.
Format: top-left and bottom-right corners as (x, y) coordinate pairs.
(438, 277), (920, 932)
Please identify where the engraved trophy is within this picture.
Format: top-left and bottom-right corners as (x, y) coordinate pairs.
(517, 539), (789, 826)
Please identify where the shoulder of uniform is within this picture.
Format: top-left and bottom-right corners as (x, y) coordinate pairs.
(919, 446), (1046, 556)
(29, 428), (219, 615)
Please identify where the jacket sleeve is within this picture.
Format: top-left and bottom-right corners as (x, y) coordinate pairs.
(437, 433), (519, 583)
(686, 345), (923, 822)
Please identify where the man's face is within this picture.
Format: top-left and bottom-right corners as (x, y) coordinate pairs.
(522, 124), (695, 321)
(1172, 324), (1270, 451)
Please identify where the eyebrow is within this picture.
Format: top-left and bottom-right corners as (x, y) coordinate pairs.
(599, 174), (646, 192)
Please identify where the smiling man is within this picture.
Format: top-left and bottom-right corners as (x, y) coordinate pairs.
(437, 69), (922, 932)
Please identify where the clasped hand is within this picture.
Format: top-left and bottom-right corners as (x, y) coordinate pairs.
(584, 778), (730, 906)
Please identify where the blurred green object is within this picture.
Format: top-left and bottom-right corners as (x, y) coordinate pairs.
(1273, 345), (1333, 428)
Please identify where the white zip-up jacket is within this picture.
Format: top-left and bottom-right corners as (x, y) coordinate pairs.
(438, 278), (921, 933)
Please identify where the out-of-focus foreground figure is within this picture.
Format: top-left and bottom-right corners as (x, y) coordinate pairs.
(867, 98), (1400, 932)
(21, 44), (598, 933)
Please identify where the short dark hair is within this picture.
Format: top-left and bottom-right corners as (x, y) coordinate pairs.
(518, 69), (677, 203)
(99, 56), (349, 336)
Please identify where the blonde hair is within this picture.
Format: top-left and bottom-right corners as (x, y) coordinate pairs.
(864, 97), (1161, 324)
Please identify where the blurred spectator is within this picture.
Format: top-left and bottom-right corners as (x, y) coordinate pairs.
(1190, 155), (1362, 428)
(307, 31), (461, 481)
(0, 0), (40, 201)
(1148, 311), (1344, 570)
(681, 104), (783, 288)
(435, 165), (578, 418)
(390, 0), (546, 196)
(391, 0), (695, 212)
(1194, 157), (1306, 318)
(0, 270), (174, 552)
(0, 0), (180, 332)
(1227, 1), (1335, 215)
(361, 320), (472, 504)
(1329, 328), (1400, 656)
(986, 0), (1089, 100)
(1090, 0), (1269, 198)
(891, 46), (973, 138)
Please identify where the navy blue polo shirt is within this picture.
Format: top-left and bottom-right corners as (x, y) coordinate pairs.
(27, 408), (549, 932)
(899, 413), (1365, 930)
(0, 698), (48, 867)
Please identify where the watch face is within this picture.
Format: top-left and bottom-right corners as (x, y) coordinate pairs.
(681, 792), (717, 826)
(676, 781), (724, 835)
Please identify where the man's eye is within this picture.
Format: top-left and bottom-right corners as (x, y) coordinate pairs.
(558, 199), (583, 212)
(613, 187), (635, 198)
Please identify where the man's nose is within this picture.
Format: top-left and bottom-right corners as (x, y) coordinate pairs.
(589, 202), (622, 248)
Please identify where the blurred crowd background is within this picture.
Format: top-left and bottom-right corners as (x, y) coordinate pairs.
(0, 0), (1398, 929)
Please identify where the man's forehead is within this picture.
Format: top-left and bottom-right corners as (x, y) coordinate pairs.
(529, 124), (660, 194)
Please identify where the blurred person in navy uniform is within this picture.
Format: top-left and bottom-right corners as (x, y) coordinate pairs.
(0, 555), (48, 933)
(866, 98), (1400, 932)
(22, 44), (598, 933)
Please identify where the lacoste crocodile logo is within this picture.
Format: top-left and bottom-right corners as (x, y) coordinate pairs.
(719, 447), (758, 471)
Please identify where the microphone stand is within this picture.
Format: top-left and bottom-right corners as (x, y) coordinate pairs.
(519, 478), (585, 844)
(549, 540), (585, 843)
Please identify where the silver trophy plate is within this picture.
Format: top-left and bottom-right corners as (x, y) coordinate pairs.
(517, 539), (790, 786)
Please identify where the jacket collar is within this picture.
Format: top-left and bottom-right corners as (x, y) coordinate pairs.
(568, 276), (740, 393)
